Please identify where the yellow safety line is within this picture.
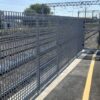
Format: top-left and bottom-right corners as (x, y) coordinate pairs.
(82, 52), (97, 100)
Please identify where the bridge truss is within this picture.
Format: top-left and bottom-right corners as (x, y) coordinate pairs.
(45, 0), (100, 7)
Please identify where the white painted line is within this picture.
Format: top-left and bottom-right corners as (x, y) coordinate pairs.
(35, 54), (86, 100)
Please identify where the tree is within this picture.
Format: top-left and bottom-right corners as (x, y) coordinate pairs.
(24, 4), (51, 15)
(23, 4), (51, 26)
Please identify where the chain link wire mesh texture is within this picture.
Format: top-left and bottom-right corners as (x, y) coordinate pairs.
(0, 11), (84, 100)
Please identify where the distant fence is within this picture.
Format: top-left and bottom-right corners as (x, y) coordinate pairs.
(0, 11), (84, 100)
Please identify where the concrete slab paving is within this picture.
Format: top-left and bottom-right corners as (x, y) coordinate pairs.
(44, 58), (92, 100)
(35, 50), (100, 100)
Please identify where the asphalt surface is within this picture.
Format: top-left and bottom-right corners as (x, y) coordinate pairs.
(43, 51), (100, 100)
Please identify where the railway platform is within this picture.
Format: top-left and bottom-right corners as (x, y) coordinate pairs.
(35, 49), (100, 100)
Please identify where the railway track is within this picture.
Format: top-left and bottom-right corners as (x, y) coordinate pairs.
(84, 21), (99, 49)
(0, 24), (57, 99)
(0, 50), (57, 99)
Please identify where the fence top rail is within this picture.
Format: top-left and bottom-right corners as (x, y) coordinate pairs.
(0, 10), (86, 19)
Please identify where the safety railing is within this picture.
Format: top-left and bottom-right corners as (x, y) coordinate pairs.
(0, 11), (84, 100)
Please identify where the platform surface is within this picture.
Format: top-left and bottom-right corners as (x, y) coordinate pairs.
(35, 50), (100, 100)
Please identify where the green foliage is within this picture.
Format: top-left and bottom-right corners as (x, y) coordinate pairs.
(24, 4), (51, 15)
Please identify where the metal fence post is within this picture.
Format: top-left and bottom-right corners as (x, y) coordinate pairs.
(36, 15), (40, 92)
(41, 4), (44, 15)
(56, 19), (60, 73)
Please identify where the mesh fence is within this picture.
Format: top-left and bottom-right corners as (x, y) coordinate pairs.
(0, 11), (84, 100)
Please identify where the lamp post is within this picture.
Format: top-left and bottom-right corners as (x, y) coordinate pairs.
(92, 10), (95, 18)
(78, 11), (80, 18)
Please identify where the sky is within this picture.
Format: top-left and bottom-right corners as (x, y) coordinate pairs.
(0, 0), (100, 17)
